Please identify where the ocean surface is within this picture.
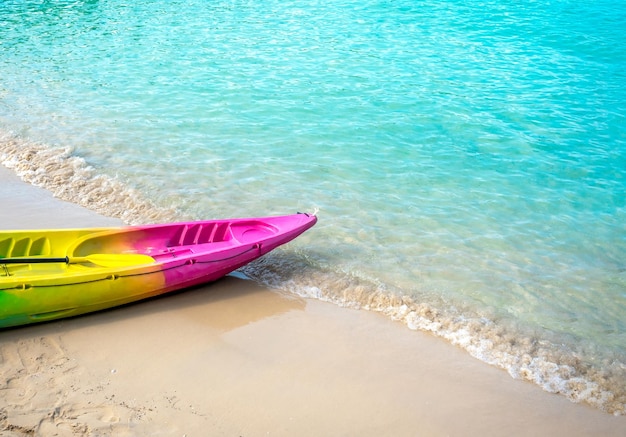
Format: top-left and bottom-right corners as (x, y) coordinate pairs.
(1, 0), (624, 414)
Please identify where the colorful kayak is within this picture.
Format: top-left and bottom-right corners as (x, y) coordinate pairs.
(0, 213), (317, 328)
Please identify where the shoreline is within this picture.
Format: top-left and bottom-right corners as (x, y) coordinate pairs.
(1, 164), (624, 435)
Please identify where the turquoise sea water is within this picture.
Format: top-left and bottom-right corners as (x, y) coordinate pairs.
(1, 0), (625, 414)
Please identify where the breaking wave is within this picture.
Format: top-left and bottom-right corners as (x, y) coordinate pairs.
(1, 132), (624, 416)
(243, 252), (626, 416)
(0, 131), (182, 225)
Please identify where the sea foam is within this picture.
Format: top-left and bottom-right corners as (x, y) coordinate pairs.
(1, 131), (181, 225)
(2, 131), (625, 415)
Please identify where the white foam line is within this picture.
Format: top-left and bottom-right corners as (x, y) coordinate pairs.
(0, 131), (181, 225)
(243, 251), (626, 416)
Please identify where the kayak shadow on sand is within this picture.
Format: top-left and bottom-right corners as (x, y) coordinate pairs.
(0, 273), (306, 337)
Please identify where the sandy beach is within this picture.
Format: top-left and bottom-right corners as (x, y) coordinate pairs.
(0, 164), (624, 436)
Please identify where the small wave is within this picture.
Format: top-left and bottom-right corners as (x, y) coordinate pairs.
(243, 251), (626, 416)
(2, 131), (624, 415)
(0, 131), (182, 225)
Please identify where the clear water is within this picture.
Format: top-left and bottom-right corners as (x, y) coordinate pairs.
(1, 0), (625, 414)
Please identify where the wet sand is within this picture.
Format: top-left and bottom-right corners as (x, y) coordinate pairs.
(1, 164), (624, 436)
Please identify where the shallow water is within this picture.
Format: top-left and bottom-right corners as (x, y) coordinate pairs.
(1, 0), (625, 414)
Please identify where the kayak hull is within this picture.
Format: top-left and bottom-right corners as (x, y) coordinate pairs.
(0, 213), (317, 328)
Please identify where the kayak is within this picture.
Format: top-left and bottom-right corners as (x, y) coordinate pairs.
(0, 213), (317, 328)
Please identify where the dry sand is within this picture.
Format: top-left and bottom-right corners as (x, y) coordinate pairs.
(1, 164), (624, 436)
